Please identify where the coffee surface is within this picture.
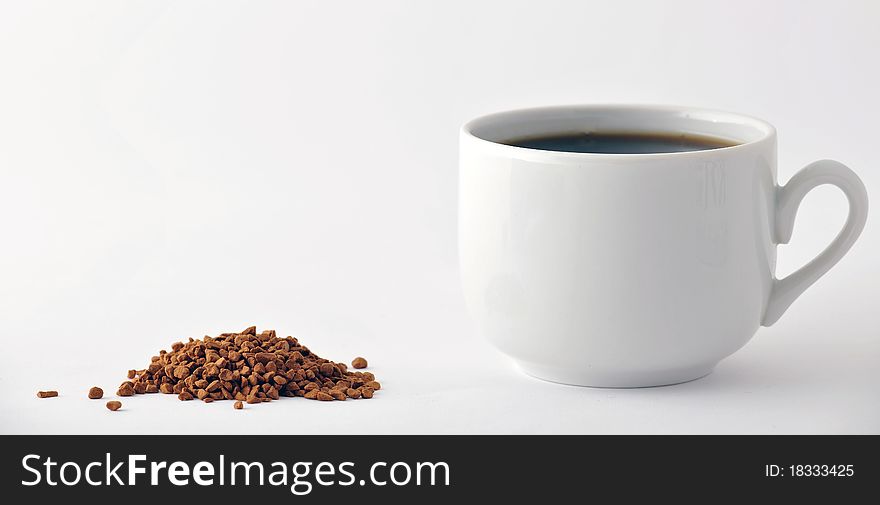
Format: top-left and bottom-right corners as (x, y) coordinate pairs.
(502, 131), (738, 154)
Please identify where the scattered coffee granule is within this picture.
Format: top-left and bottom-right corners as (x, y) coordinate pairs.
(36, 390), (58, 398)
(106, 401), (122, 411)
(234, 400), (243, 410)
(88, 387), (103, 399)
(117, 326), (380, 405)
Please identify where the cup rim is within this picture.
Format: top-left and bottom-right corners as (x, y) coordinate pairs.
(461, 104), (776, 159)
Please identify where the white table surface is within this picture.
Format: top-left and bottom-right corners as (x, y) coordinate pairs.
(1, 0), (878, 434)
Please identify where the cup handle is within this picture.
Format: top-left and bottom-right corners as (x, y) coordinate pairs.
(762, 160), (869, 326)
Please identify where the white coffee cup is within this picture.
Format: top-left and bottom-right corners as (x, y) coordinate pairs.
(459, 105), (868, 387)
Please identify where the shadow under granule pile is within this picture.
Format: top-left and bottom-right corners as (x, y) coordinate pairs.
(116, 326), (380, 405)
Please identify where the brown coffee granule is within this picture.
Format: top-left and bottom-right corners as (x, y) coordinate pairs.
(88, 387), (103, 399)
(37, 390), (58, 398)
(234, 400), (243, 410)
(118, 326), (380, 405)
(106, 401), (122, 411)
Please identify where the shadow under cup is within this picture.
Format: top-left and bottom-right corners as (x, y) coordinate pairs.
(459, 105), (780, 388)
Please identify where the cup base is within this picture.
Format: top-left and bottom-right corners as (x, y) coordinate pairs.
(515, 361), (715, 388)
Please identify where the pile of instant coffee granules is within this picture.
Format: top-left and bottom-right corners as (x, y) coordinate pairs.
(115, 326), (380, 406)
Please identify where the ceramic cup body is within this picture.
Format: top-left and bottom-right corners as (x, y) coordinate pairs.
(459, 105), (868, 387)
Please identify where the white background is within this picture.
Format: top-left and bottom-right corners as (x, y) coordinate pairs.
(1, 0), (878, 434)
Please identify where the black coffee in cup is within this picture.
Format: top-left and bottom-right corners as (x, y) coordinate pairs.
(501, 131), (738, 154)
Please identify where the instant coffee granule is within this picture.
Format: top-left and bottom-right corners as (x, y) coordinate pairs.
(117, 382), (134, 397)
(106, 401), (122, 411)
(36, 390), (58, 398)
(352, 357), (368, 369)
(88, 387), (103, 399)
(117, 326), (380, 405)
